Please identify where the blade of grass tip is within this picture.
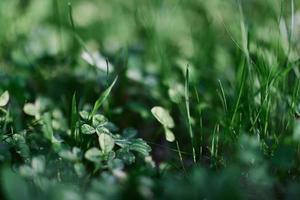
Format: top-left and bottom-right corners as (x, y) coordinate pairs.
(89, 76), (118, 119)
(278, 0), (284, 26)
(238, 0), (250, 62)
(274, 0), (284, 63)
(71, 92), (78, 142)
(67, 1), (76, 38)
(185, 64), (196, 163)
(230, 57), (247, 129)
(53, 0), (64, 54)
(68, 1), (97, 71)
(218, 80), (228, 113)
(238, 0), (256, 68)
(218, 15), (243, 53)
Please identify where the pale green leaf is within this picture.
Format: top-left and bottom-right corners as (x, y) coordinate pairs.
(92, 114), (107, 127)
(84, 147), (102, 162)
(79, 110), (89, 120)
(81, 124), (95, 135)
(151, 106), (174, 128)
(98, 133), (115, 153)
(0, 91), (9, 107)
(164, 127), (175, 142)
(129, 139), (151, 156)
(23, 103), (37, 116)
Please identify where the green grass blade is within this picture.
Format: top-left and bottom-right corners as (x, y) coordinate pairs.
(89, 76), (118, 118)
(71, 92), (78, 141)
(68, 1), (96, 70)
(185, 65), (196, 163)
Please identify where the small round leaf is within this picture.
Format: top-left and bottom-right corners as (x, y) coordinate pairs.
(81, 124), (95, 135)
(98, 133), (115, 153)
(23, 103), (37, 116)
(85, 147), (102, 162)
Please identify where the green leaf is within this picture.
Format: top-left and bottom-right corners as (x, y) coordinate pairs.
(129, 139), (151, 156)
(23, 103), (37, 116)
(164, 127), (175, 142)
(151, 106), (176, 142)
(117, 148), (135, 164)
(108, 158), (124, 170)
(89, 76), (118, 118)
(0, 91), (9, 107)
(122, 128), (137, 139)
(96, 126), (110, 136)
(85, 147), (102, 162)
(98, 133), (115, 153)
(151, 106), (174, 128)
(81, 124), (95, 135)
(92, 114), (107, 127)
(79, 110), (89, 120)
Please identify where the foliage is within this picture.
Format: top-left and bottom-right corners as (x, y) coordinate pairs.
(1, 0), (300, 199)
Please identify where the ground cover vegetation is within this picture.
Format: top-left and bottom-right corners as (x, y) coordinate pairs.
(1, 0), (300, 199)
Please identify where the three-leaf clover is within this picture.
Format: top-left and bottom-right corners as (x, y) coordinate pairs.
(151, 106), (175, 142)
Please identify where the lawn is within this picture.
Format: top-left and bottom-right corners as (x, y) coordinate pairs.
(1, 0), (300, 199)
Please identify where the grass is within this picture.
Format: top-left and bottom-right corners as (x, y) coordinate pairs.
(0, 0), (300, 199)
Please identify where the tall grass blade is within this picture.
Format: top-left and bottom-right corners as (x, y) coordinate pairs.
(71, 92), (78, 141)
(185, 65), (196, 163)
(89, 76), (118, 118)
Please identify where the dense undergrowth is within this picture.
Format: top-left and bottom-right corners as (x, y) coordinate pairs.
(1, 0), (300, 199)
